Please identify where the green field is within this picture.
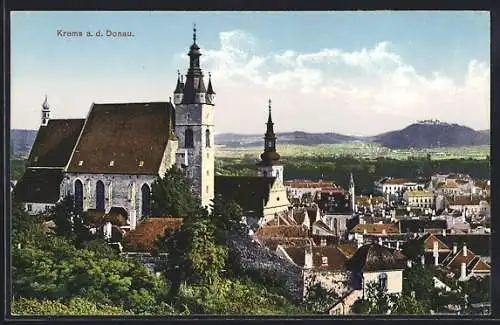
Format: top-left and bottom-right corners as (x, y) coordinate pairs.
(215, 142), (490, 160)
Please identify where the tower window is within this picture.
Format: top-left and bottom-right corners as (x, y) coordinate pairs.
(206, 129), (211, 147)
(109, 160), (114, 166)
(138, 160), (144, 167)
(185, 128), (194, 148)
(78, 160), (84, 166)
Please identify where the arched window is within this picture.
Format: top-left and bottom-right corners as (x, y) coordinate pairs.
(96, 180), (105, 211)
(378, 273), (388, 290)
(141, 184), (150, 218)
(184, 128), (194, 148)
(74, 180), (83, 214)
(205, 129), (211, 147)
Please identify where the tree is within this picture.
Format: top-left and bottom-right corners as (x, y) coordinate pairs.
(402, 265), (435, 301)
(391, 295), (429, 315)
(11, 202), (46, 248)
(350, 281), (392, 315)
(303, 282), (337, 314)
(150, 166), (201, 218)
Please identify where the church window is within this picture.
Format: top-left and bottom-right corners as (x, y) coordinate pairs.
(378, 273), (388, 290)
(139, 160), (144, 167)
(109, 160), (114, 166)
(78, 160), (84, 166)
(96, 180), (105, 211)
(74, 180), (84, 215)
(206, 185), (209, 194)
(185, 128), (194, 148)
(322, 256), (328, 266)
(141, 184), (151, 218)
(27, 204), (32, 212)
(206, 129), (211, 147)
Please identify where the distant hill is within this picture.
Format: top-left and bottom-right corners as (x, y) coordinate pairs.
(216, 131), (359, 148)
(372, 122), (490, 149)
(216, 121), (489, 149)
(11, 129), (38, 158)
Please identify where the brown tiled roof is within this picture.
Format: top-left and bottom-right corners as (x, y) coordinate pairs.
(312, 220), (335, 235)
(423, 233), (450, 251)
(265, 214), (296, 226)
(125, 217), (183, 251)
(284, 246), (348, 270)
(255, 225), (309, 239)
(259, 237), (312, 250)
(383, 178), (412, 185)
(352, 223), (400, 235)
(473, 180), (489, 189)
(449, 196), (482, 206)
(347, 243), (406, 272)
(67, 102), (175, 174)
(470, 258), (490, 272)
(292, 208), (308, 224)
(284, 180), (336, 188)
(337, 242), (359, 258)
(399, 220), (447, 234)
(306, 206), (319, 223)
(215, 176), (276, 213)
(435, 234), (490, 257)
(27, 119), (85, 168)
(12, 168), (63, 203)
(355, 196), (385, 206)
(446, 249), (477, 270)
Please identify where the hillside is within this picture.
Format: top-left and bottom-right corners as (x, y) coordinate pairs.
(216, 122), (489, 149)
(372, 122), (490, 149)
(216, 131), (359, 147)
(11, 129), (38, 158)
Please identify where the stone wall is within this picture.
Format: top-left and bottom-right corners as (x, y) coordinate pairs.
(227, 229), (304, 300)
(63, 172), (158, 229)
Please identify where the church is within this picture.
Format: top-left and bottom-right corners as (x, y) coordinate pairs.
(13, 25), (289, 231)
(14, 26), (215, 230)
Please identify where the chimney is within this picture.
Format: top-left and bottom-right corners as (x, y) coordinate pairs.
(460, 262), (467, 280)
(463, 243), (467, 257)
(433, 241), (438, 254)
(382, 229), (387, 236)
(357, 238), (363, 248)
(453, 243), (457, 254)
(442, 228), (446, 236)
(396, 241), (400, 251)
(304, 245), (313, 269)
(363, 228), (367, 235)
(378, 237), (383, 246)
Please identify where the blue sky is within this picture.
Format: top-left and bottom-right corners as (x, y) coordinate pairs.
(11, 11), (490, 135)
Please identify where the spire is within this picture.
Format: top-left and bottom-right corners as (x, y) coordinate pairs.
(350, 172), (355, 187)
(207, 72), (215, 94)
(174, 70), (183, 94)
(41, 95), (50, 127)
(258, 98), (280, 166)
(183, 24), (204, 104)
(193, 23), (197, 43)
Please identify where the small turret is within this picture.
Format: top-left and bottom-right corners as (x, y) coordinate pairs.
(41, 95), (50, 126)
(174, 70), (184, 105)
(206, 72), (216, 105)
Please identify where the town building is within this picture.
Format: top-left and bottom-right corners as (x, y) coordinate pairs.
(403, 190), (435, 209)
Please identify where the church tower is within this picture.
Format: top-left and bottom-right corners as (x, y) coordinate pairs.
(349, 172), (357, 213)
(41, 95), (50, 126)
(257, 99), (283, 183)
(174, 24), (215, 209)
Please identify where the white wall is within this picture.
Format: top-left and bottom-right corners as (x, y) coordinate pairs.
(363, 269), (403, 295)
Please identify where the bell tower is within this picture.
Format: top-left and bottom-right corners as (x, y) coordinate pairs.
(174, 24), (215, 209)
(257, 99), (283, 183)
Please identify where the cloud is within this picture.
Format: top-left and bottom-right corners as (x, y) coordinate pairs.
(191, 30), (489, 135)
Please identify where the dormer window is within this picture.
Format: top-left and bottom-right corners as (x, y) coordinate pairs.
(321, 256), (328, 266)
(139, 161), (144, 167)
(78, 160), (84, 166)
(109, 160), (114, 166)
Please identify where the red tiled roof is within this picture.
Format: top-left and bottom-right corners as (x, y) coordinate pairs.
(423, 233), (450, 251)
(446, 249), (477, 270)
(337, 243), (358, 258)
(125, 217), (183, 251)
(352, 223), (400, 235)
(449, 196), (482, 206)
(67, 102), (175, 174)
(255, 225), (309, 239)
(284, 246), (348, 271)
(259, 237), (312, 250)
